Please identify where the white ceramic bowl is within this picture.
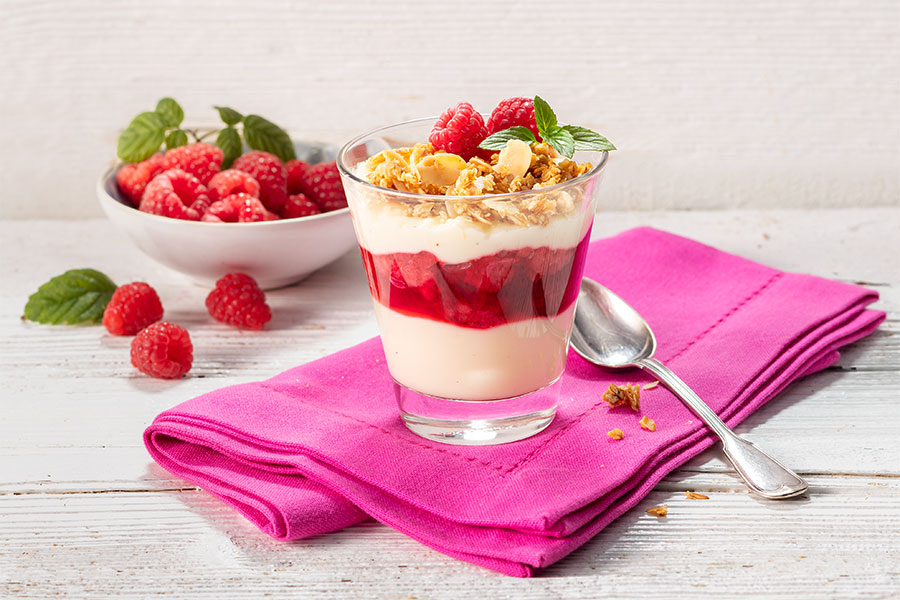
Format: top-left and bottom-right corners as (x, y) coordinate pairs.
(97, 142), (358, 290)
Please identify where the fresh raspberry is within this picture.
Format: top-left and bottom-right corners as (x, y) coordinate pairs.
(130, 321), (193, 379)
(429, 102), (489, 161)
(206, 273), (272, 330)
(232, 151), (288, 214)
(207, 169), (260, 202)
(281, 193), (321, 219)
(202, 193), (278, 223)
(102, 282), (164, 336)
(162, 143), (223, 185)
(116, 154), (165, 206)
(140, 169), (211, 220)
(301, 161), (347, 212)
(285, 159), (311, 195)
(486, 97), (541, 140)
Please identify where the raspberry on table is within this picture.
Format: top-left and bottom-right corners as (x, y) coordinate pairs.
(429, 102), (489, 161)
(206, 273), (272, 330)
(116, 154), (165, 206)
(130, 321), (193, 379)
(102, 282), (164, 336)
(281, 193), (321, 219)
(232, 151), (288, 214)
(286, 159), (311, 195)
(140, 169), (211, 220)
(486, 97), (541, 140)
(207, 169), (261, 202)
(162, 143), (223, 185)
(300, 161), (347, 212)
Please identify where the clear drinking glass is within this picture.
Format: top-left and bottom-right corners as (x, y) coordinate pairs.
(337, 118), (608, 445)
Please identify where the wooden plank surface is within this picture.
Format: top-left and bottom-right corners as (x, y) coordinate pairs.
(1, 208), (899, 597)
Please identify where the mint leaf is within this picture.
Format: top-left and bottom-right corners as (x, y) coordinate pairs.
(165, 129), (189, 150)
(24, 269), (117, 325)
(155, 97), (184, 128)
(243, 114), (296, 162)
(533, 95), (557, 136)
(215, 106), (243, 126)
(117, 111), (167, 162)
(216, 127), (242, 169)
(478, 126), (537, 150)
(542, 126), (575, 158)
(562, 125), (616, 151)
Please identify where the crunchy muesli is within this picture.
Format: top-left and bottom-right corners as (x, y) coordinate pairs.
(602, 383), (641, 412)
(607, 428), (624, 440)
(360, 141), (593, 227)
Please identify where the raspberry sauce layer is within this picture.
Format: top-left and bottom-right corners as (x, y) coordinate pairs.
(359, 229), (591, 329)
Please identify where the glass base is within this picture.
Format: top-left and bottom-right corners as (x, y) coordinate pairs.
(395, 378), (560, 445)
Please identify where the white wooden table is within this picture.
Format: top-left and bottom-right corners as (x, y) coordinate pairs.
(2, 208), (898, 598)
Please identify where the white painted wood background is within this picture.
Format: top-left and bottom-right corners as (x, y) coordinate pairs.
(0, 0), (898, 219)
(2, 208), (899, 598)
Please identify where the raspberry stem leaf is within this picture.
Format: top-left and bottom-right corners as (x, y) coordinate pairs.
(155, 97), (184, 128)
(216, 127), (242, 169)
(24, 269), (117, 325)
(243, 115), (296, 162)
(165, 129), (189, 150)
(214, 106), (243, 126)
(117, 112), (167, 162)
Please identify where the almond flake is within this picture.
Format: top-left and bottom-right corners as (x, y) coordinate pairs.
(642, 381), (659, 390)
(646, 505), (668, 517)
(685, 491), (709, 500)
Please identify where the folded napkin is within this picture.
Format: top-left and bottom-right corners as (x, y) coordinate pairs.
(145, 227), (884, 577)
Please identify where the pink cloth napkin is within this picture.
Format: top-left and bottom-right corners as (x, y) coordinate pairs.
(145, 227), (884, 577)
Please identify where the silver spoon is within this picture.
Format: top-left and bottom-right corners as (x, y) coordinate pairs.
(570, 278), (808, 499)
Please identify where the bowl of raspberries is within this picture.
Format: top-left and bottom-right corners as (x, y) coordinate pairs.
(99, 137), (357, 290)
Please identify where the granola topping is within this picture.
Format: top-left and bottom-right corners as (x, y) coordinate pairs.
(359, 141), (592, 227)
(602, 383), (641, 412)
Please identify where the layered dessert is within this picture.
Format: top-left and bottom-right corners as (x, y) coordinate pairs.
(347, 140), (597, 401)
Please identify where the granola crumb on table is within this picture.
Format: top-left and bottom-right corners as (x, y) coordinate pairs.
(646, 505), (668, 517)
(685, 491), (710, 500)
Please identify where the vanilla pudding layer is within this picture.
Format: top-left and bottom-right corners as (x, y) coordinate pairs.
(349, 194), (591, 264)
(374, 303), (576, 401)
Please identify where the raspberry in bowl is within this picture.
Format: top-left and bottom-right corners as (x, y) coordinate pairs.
(98, 140), (357, 289)
(337, 101), (611, 445)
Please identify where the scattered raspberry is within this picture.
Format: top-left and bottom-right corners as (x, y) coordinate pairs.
(206, 273), (272, 330)
(285, 159), (311, 195)
(116, 154), (165, 206)
(429, 102), (489, 161)
(130, 321), (193, 379)
(139, 169), (211, 220)
(232, 151), (288, 214)
(207, 169), (260, 202)
(102, 282), (164, 336)
(281, 193), (321, 219)
(301, 161), (347, 212)
(162, 143), (223, 185)
(486, 97), (541, 140)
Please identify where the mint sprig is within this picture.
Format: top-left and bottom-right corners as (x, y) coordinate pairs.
(24, 269), (117, 326)
(116, 98), (296, 164)
(478, 95), (616, 158)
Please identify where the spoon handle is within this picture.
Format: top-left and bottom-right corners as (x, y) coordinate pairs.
(635, 357), (808, 499)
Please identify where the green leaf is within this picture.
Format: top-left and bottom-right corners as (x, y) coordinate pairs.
(117, 111), (167, 162)
(542, 126), (576, 159)
(24, 269), (117, 326)
(533, 95), (557, 137)
(214, 106), (243, 126)
(242, 114), (296, 162)
(155, 97), (184, 127)
(478, 126), (537, 150)
(216, 127), (242, 168)
(165, 129), (189, 150)
(561, 125), (616, 151)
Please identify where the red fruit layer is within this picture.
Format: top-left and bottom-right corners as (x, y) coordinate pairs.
(359, 230), (591, 329)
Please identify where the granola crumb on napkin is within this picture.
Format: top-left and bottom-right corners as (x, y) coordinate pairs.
(602, 383), (641, 411)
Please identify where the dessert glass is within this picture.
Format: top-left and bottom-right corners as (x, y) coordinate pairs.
(337, 118), (608, 445)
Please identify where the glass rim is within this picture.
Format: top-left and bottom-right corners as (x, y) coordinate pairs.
(336, 116), (609, 203)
